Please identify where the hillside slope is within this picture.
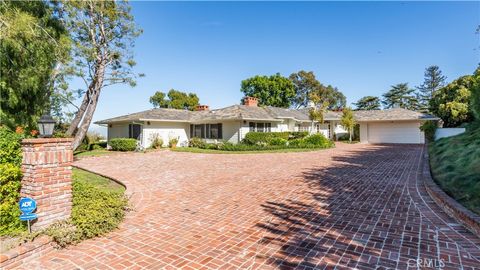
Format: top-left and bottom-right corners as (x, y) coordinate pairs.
(429, 123), (480, 215)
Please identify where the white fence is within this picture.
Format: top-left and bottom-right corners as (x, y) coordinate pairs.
(435, 128), (466, 140)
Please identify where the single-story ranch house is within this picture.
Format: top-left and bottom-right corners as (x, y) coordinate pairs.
(95, 97), (438, 147)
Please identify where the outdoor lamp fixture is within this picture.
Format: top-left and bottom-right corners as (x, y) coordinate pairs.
(37, 113), (56, 138)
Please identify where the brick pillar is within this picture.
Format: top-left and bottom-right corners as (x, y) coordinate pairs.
(21, 138), (74, 230)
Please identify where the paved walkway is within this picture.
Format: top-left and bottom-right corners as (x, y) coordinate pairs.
(21, 144), (480, 269)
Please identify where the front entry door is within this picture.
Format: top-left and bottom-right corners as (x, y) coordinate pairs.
(316, 124), (330, 138)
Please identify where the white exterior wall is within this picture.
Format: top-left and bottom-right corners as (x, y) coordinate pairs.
(359, 123), (368, 143)
(359, 121), (425, 144)
(142, 122), (190, 148)
(435, 128), (465, 140)
(222, 121), (242, 143)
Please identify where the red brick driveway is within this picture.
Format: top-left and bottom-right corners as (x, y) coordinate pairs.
(22, 144), (480, 269)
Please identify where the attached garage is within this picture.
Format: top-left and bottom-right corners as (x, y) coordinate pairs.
(361, 121), (425, 144)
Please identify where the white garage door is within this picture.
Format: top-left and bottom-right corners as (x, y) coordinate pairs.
(367, 122), (424, 144)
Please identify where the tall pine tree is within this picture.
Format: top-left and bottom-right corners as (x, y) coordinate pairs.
(382, 83), (419, 110)
(417, 66), (446, 112)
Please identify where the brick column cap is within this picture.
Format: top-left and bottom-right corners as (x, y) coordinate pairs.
(22, 138), (74, 145)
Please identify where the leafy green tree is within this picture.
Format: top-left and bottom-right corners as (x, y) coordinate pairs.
(324, 85), (346, 110)
(417, 66), (447, 112)
(289, 71), (321, 109)
(430, 75), (475, 127)
(60, 0), (143, 150)
(288, 70), (346, 110)
(353, 96), (381, 110)
(308, 89), (330, 132)
(240, 73), (295, 108)
(382, 83), (419, 110)
(150, 91), (168, 108)
(341, 107), (356, 142)
(471, 68), (480, 121)
(150, 89), (199, 110)
(0, 1), (70, 130)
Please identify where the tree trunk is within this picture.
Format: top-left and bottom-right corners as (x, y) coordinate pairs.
(66, 88), (91, 136)
(72, 89), (100, 150)
(349, 127), (352, 142)
(71, 61), (106, 150)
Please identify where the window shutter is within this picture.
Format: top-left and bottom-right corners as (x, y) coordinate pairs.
(128, 124), (132, 138)
(190, 125), (193, 138)
(218, 123), (222, 139)
(201, 124), (205, 138)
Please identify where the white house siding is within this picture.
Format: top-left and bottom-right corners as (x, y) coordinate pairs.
(142, 122), (190, 148)
(360, 121), (425, 144)
(108, 124), (129, 140)
(222, 121), (242, 143)
(359, 123), (368, 143)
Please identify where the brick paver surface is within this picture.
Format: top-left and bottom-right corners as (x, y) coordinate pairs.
(20, 143), (480, 269)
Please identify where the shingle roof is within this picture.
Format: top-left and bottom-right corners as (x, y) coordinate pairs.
(353, 108), (438, 121)
(190, 105), (281, 122)
(95, 106), (438, 124)
(95, 108), (193, 124)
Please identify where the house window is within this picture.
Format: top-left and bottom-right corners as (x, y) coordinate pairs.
(249, 122), (255, 132)
(209, 124), (222, 139)
(191, 124), (222, 139)
(128, 124), (141, 140)
(257, 123), (265, 132)
(249, 122), (271, 132)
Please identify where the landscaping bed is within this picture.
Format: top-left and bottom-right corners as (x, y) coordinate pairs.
(428, 122), (480, 215)
(1, 168), (127, 253)
(184, 132), (335, 153)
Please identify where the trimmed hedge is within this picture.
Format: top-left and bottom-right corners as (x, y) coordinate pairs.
(71, 179), (127, 239)
(109, 138), (137, 151)
(47, 169), (128, 247)
(188, 133), (333, 152)
(242, 131), (309, 145)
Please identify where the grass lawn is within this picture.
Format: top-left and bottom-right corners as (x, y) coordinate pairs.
(73, 168), (125, 193)
(172, 146), (330, 154)
(74, 148), (112, 158)
(429, 122), (480, 215)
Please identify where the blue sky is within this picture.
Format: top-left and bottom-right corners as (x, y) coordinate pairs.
(88, 1), (479, 133)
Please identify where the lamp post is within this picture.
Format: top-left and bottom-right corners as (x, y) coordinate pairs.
(37, 113), (56, 138)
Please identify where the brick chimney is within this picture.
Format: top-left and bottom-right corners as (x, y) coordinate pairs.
(244, 96), (258, 107)
(195, 105), (209, 111)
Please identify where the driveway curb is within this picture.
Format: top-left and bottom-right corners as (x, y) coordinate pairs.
(422, 148), (480, 237)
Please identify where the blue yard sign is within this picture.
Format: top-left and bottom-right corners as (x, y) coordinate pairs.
(19, 197), (37, 233)
(19, 197), (37, 214)
(20, 213), (38, 221)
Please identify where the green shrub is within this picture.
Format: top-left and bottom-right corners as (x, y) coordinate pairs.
(304, 134), (334, 148)
(90, 141), (107, 150)
(189, 137), (206, 148)
(0, 126), (23, 166)
(243, 132), (290, 145)
(288, 138), (304, 147)
(268, 137), (287, 146)
(109, 138), (137, 151)
(0, 163), (25, 236)
(420, 121), (438, 142)
(71, 179), (128, 240)
(288, 131), (309, 139)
